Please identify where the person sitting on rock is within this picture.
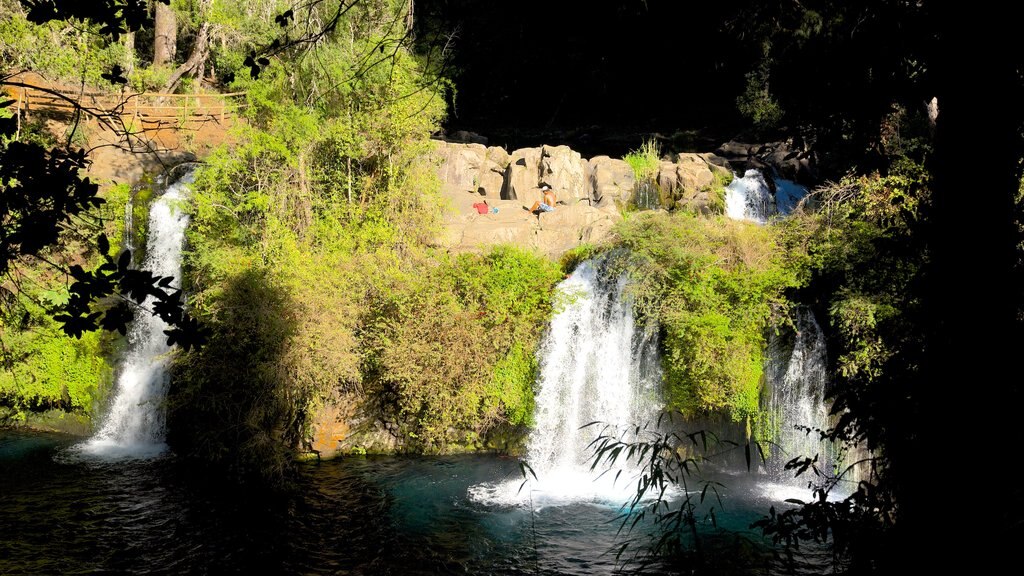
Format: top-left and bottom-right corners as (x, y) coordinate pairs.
(528, 184), (557, 215)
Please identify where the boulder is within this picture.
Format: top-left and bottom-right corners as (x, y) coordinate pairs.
(715, 139), (817, 185)
(501, 147), (543, 202)
(589, 155), (635, 207)
(308, 390), (401, 457)
(433, 141), (509, 199)
(447, 130), (489, 145)
(650, 154), (718, 210)
(435, 141), (485, 195)
(676, 153), (715, 192)
(540, 145), (590, 202)
(478, 146), (509, 198)
(656, 160), (678, 201)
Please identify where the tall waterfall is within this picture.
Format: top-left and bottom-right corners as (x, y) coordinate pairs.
(80, 171), (193, 459)
(762, 308), (831, 480)
(725, 169), (808, 222)
(470, 258), (662, 505)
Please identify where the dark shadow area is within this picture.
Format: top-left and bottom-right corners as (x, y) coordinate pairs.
(415, 0), (750, 154)
(167, 267), (301, 484)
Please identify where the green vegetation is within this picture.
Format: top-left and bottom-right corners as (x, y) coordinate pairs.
(736, 63), (782, 132)
(706, 169), (733, 215)
(610, 211), (802, 421)
(0, 2), (129, 87)
(0, 302), (112, 421)
(162, 1), (562, 475)
(0, 132), (132, 422)
(365, 248), (562, 451)
(623, 138), (661, 181)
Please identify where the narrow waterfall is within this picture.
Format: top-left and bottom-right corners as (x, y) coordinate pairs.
(470, 258), (662, 505)
(762, 308), (831, 480)
(80, 170), (193, 458)
(725, 169), (808, 222)
(632, 179), (660, 210)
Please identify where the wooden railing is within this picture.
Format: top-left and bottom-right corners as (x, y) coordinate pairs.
(3, 72), (247, 128)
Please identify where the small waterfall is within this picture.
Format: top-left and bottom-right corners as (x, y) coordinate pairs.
(80, 170), (193, 459)
(726, 169), (775, 222)
(725, 169), (808, 222)
(470, 258), (662, 506)
(762, 308), (831, 481)
(774, 178), (809, 215)
(632, 179), (661, 210)
(123, 192), (134, 258)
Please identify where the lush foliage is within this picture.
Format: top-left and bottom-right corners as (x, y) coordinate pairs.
(0, 0), (131, 86)
(752, 156), (932, 567)
(0, 160), (132, 420)
(611, 211), (802, 421)
(365, 247), (562, 451)
(0, 294), (112, 419)
(623, 138), (661, 181)
(168, 0), (563, 475)
(736, 60), (782, 132)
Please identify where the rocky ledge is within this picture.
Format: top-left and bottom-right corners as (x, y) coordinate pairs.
(431, 140), (731, 257)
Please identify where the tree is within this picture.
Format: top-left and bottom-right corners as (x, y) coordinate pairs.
(152, 0), (176, 67)
(1, 0), (206, 349)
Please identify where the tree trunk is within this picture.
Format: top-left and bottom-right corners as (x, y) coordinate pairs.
(123, 31), (136, 75)
(162, 22), (210, 94)
(153, 2), (177, 67)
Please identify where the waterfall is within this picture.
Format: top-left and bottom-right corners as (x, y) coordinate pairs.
(80, 170), (193, 459)
(470, 258), (662, 506)
(123, 191), (134, 259)
(632, 179), (661, 210)
(725, 169), (808, 222)
(762, 308), (832, 481)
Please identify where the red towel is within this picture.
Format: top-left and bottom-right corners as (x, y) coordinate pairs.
(472, 202), (489, 214)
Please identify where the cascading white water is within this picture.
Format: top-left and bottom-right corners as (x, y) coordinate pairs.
(470, 258), (662, 506)
(762, 308), (831, 480)
(80, 170), (193, 459)
(726, 169), (775, 222)
(725, 169), (808, 222)
(774, 178), (809, 215)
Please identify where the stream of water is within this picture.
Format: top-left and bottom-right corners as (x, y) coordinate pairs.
(79, 171), (193, 459)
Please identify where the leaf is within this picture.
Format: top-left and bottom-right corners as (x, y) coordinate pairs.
(101, 65), (128, 85)
(99, 302), (133, 335)
(97, 233), (109, 255)
(118, 249), (131, 271)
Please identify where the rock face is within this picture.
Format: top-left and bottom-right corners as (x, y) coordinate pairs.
(653, 153), (732, 213)
(539, 145), (590, 202)
(502, 147), (543, 202)
(434, 140), (622, 257)
(715, 139), (816, 185)
(431, 140), (736, 256)
(308, 390), (401, 457)
(589, 156), (634, 207)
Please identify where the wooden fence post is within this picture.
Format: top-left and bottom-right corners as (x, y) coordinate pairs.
(15, 89), (22, 140)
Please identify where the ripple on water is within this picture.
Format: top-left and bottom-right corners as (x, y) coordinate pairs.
(0, 432), (836, 575)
